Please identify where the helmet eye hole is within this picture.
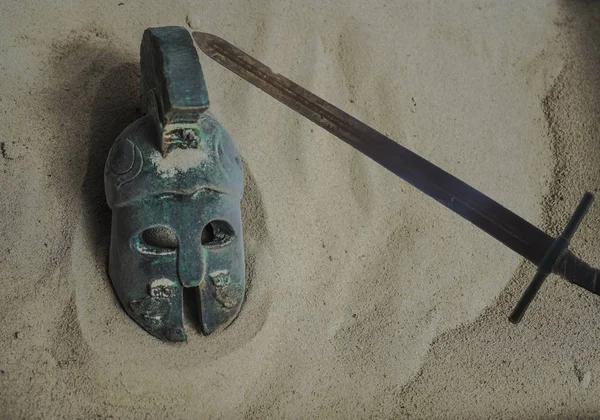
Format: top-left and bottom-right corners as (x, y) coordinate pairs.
(201, 220), (235, 247)
(136, 226), (178, 255)
(143, 226), (178, 249)
(134, 222), (234, 254)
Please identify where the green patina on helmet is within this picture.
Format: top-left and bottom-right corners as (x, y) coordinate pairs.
(104, 26), (245, 342)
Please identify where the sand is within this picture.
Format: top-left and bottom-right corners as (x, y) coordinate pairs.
(1, 0), (598, 418)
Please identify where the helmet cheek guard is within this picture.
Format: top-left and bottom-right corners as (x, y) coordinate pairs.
(104, 26), (245, 342)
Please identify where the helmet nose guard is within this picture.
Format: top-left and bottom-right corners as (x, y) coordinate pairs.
(104, 26), (246, 342)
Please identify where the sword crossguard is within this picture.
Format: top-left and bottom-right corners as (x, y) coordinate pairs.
(509, 192), (594, 324)
(191, 33), (600, 325)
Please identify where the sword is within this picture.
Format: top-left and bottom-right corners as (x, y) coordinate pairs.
(192, 31), (600, 323)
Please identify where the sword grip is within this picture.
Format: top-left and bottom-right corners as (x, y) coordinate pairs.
(554, 249), (600, 295)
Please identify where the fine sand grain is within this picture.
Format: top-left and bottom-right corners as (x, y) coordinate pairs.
(1, 1), (599, 418)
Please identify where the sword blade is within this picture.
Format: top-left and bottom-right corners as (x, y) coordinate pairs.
(193, 31), (554, 266)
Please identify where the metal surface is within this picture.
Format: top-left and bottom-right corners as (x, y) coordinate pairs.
(509, 192), (594, 323)
(192, 31), (600, 322)
(192, 31), (553, 266)
(105, 27), (246, 342)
